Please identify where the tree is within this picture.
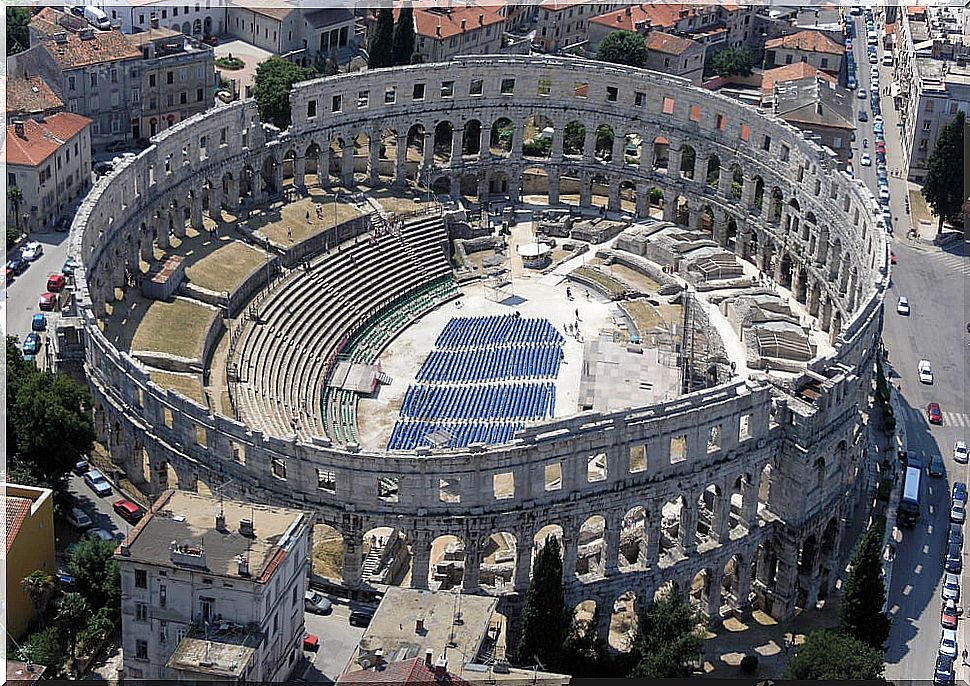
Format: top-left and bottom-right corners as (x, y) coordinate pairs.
(516, 536), (565, 669)
(922, 111), (965, 233)
(711, 47), (754, 77)
(560, 606), (608, 678)
(628, 591), (703, 678)
(56, 592), (90, 677)
(7, 6), (31, 55)
(9, 185), (24, 241)
(392, 6), (416, 67)
(369, 8), (394, 69)
(22, 570), (55, 630)
(597, 30), (648, 67)
(67, 536), (121, 613)
(252, 57), (319, 129)
(18, 627), (67, 677)
(564, 121), (586, 155)
(786, 630), (885, 680)
(78, 607), (115, 654)
(839, 525), (891, 650)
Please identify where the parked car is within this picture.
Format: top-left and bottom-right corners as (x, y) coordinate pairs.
(94, 161), (114, 175)
(918, 360), (934, 384)
(113, 498), (144, 524)
(945, 542), (962, 573)
(858, 110), (868, 122)
(304, 590), (333, 615)
(38, 292), (58, 311)
(21, 241), (44, 261)
(861, 152), (871, 166)
(83, 468), (112, 497)
(303, 633), (320, 651)
(950, 523), (964, 550)
(349, 608), (376, 627)
(22, 333), (41, 356)
(928, 403), (944, 425)
(950, 500), (966, 525)
(56, 568), (77, 588)
(7, 257), (28, 275)
(955, 441), (969, 465)
(936, 653), (956, 685)
(62, 257), (79, 276)
(47, 273), (67, 292)
(202, 34), (218, 46)
(896, 296), (910, 316)
(940, 628), (958, 658)
(54, 216), (71, 232)
(953, 482), (967, 505)
(891, 252), (897, 265)
(88, 528), (120, 543)
(930, 454), (946, 477)
(31, 313), (47, 331)
(942, 600), (959, 630)
(73, 458), (90, 476)
(66, 507), (93, 531)
(943, 573), (961, 602)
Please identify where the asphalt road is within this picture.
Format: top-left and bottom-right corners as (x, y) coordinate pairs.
(856, 9), (970, 681)
(301, 602), (367, 683)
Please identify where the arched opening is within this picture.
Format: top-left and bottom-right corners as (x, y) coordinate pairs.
(563, 120), (585, 157)
(429, 534), (465, 590)
(770, 187), (784, 223)
(675, 195), (690, 226)
(304, 141), (321, 180)
(758, 462), (772, 509)
(730, 163), (743, 199)
(706, 153), (721, 188)
(576, 515), (607, 579)
(619, 180), (636, 214)
(362, 526), (411, 586)
(779, 253), (794, 289)
(729, 472), (752, 533)
(619, 506), (647, 570)
(406, 124), (427, 178)
(433, 121), (454, 164)
(352, 132), (371, 182)
(696, 483), (722, 542)
(311, 523), (346, 582)
(660, 496), (686, 558)
(690, 569), (713, 614)
(795, 267), (808, 303)
(459, 172), (479, 200)
(430, 175), (451, 195)
(521, 167), (549, 204)
(281, 148), (297, 183)
(701, 205), (715, 237)
(328, 137), (346, 184)
(487, 170), (510, 199)
(623, 132), (641, 166)
(752, 176), (765, 212)
(378, 127), (397, 182)
(721, 554), (746, 611)
(203, 16), (212, 34)
(726, 218), (738, 251)
(480, 532), (517, 592)
(798, 535), (818, 578)
(594, 124), (614, 162)
(590, 174), (609, 210)
(489, 117), (514, 156)
(820, 517), (839, 563)
(560, 169), (582, 207)
(192, 18), (202, 35)
(522, 114), (553, 159)
(608, 591), (638, 652)
(181, 21), (190, 34)
(648, 186), (664, 219)
(462, 119), (482, 157)
(679, 144), (696, 180)
(653, 136), (669, 172)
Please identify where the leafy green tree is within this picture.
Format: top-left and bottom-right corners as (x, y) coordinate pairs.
(711, 47), (754, 77)
(252, 57), (319, 129)
(922, 111), (965, 233)
(839, 526), (891, 650)
(517, 536), (565, 669)
(628, 592), (703, 678)
(22, 570), (55, 630)
(564, 121), (586, 155)
(78, 607), (115, 654)
(18, 627), (67, 677)
(7, 6), (31, 55)
(786, 630), (885, 680)
(392, 6), (416, 67)
(597, 30), (648, 67)
(56, 592), (90, 676)
(369, 8), (394, 69)
(67, 536), (121, 613)
(9, 185), (24, 240)
(560, 606), (608, 677)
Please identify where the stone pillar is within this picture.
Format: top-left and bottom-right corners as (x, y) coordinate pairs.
(294, 156), (306, 188)
(341, 533), (363, 587)
(155, 214), (170, 250)
(611, 135), (625, 167)
(644, 510), (661, 568)
(514, 538), (532, 591)
(808, 281), (821, 316)
(190, 196), (205, 230)
(689, 201), (704, 231)
(450, 124), (463, 167)
(271, 159), (283, 195)
(140, 232), (153, 263)
(477, 173), (489, 201)
(603, 522), (620, 576)
(479, 120), (491, 159)
(547, 167), (561, 205)
(318, 148), (331, 188)
(395, 135), (407, 187)
(421, 131), (434, 173)
(509, 172), (522, 205)
(341, 143), (354, 186)
(562, 533), (578, 580)
(171, 208), (186, 239)
(707, 568), (725, 619)
(410, 535), (431, 590)
(462, 537), (482, 593)
(607, 179), (620, 214)
(551, 128), (564, 161)
(226, 177), (240, 211)
(368, 133), (381, 185)
(713, 212), (728, 246)
(741, 176), (755, 207)
(678, 498), (697, 552)
(736, 563), (753, 608)
(583, 127), (595, 160)
(579, 175), (592, 208)
(668, 146), (682, 178)
(715, 482), (732, 543)
(718, 166), (731, 198)
(741, 474), (760, 530)
(636, 182), (650, 218)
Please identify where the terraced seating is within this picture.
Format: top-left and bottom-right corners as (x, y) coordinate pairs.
(230, 212), (453, 440)
(388, 421), (525, 451)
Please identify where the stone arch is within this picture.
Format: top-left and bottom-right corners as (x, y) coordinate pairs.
(405, 123), (426, 176)
(361, 526), (411, 586)
(311, 522), (346, 582)
(798, 534), (818, 577)
(462, 119), (482, 157)
(726, 217), (738, 251)
(430, 175), (451, 195)
(520, 167), (549, 204)
(352, 131), (372, 181)
(623, 132), (641, 166)
(429, 534), (464, 590)
(532, 524), (564, 576)
(590, 174), (609, 210)
(701, 205), (715, 236)
(819, 517), (840, 562)
(570, 599), (599, 645)
(608, 591), (638, 652)
(576, 515), (606, 579)
(690, 568), (714, 613)
(706, 153), (721, 188)
(459, 171), (479, 199)
(433, 120), (454, 164)
(522, 114), (553, 159)
(618, 506), (647, 570)
(560, 168), (582, 207)
(281, 148), (297, 182)
(563, 120), (585, 157)
(779, 252), (794, 289)
(794, 266), (808, 303)
(618, 180), (636, 214)
(675, 195), (690, 226)
(260, 154), (278, 195)
(721, 554), (747, 611)
(594, 123), (614, 161)
(654, 579), (679, 603)
(489, 117), (514, 156)
(648, 186), (664, 218)
(660, 496), (687, 557)
(303, 141), (322, 178)
(680, 144), (696, 179)
(203, 16), (212, 34)
(181, 21), (190, 34)
(730, 163), (743, 199)
(487, 170), (510, 198)
(653, 136), (669, 171)
(193, 18), (202, 35)
(770, 186), (784, 223)
(696, 483), (723, 542)
(479, 531), (517, 591)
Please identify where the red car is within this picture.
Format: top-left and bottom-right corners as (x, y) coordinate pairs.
(942, 600), (959, 629)
(5, 267), (13, 285)
(891, 252), (897, 265)
(928, 402), (943, 425)
(303, 633), (319, 651)
(202, 35), (218, 46)
(38, 292), (58, 311)
(47, 273), (67, 292)
(876, 141), (887, 152)
(113, 498), (144, 524)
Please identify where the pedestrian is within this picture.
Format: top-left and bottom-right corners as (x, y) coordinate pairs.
(585, 289), (590, 300)
(575, 308), (580, 320)
(287, 227), (292, 240)
(305, 210), (311, 223)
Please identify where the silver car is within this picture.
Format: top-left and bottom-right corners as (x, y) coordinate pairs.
(951, 501), (966, 525)
(942, 573), (960, 603)
(955, 441), (969, 465)
(66, 507), (92, 530)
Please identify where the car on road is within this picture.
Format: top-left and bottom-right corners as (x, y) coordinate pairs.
(943, 573), (961, 602)
(858, 110), (868, 122)
(936, 653), (956, 685)
(54, 216), (71, 232)
(918, 360), (934, 384)
(945, 542), (962, 573)
(940, 628), (958, 658)
(860, 153), (871, 166)
(304, 590), (333, 615)
(47, 273), (67, 292)
(891, 252), (897, 265)
(950, 500), (966, 525)
(955, 441), (968, 464)
(21, 241), (44, 261)
(66, 506), (93, 531)
(73, 458), (90, 475)
(105, 140), (130, 153)
(62, 257), (80, 276)
(930, 454), (946, 477)
(88, 528), (121, 543)
(22, 333), (41, 357)
(349, 608), (376, 627)
(83, 468), (112, 497)
(942, 600), (959, 629)
(857, 88), (866, 99)
(303, 633), (320, 651)
(8, 257), (28, 275)
(878, 188), (890, 204)
(950, 523), (964, 550)
(953, 482), (967, 505)
(93, 161), (114, 175)
(928, 403), (944, 425)
(38, 292), (58, 311)
(113, 498), (144, 524)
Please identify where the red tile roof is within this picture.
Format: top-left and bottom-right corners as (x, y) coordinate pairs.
(762, 62), (836, 96)
(5, 76), (65, 118)
(537, 0), (587, 11)
(230, 0), (298, 21)
(5, 113), (92, 168)
(411, 3), (506, 40)
(590, 3), (701, 31)
(646, 31), (699, 56)
(31, 8), (143, 69)
(336, 658), (472, 686)
(5, 497), (32, 554)
(765, 29), (844, 55)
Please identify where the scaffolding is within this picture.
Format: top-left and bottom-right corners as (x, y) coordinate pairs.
(483, 267), (514, 303)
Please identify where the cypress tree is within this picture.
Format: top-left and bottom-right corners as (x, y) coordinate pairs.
(369, 9), (394, 69)
(392, 6), (416, 67)
(922, 111), (965, 233)
(516, 536), (565, 669)
(838, 526), (891, 650)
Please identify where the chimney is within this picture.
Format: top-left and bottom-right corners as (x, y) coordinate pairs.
(79, 28), (95, 40)
(53, 32), (69, 44)
(478, 13), (484, 26)
(425, 649), (434, 667)
(216, 512), (226, 531)
(14, 120), (26, 139)
(434, 655), (448, 681)
(415, 617), (424, 633)
(625, 5), (632, 15)
(436, 24), (441, 37)
(150, 14), (159, 29)
(236, 555), (250, 576)
(239, 518), (254, 537)
(816, 101), (823, 116)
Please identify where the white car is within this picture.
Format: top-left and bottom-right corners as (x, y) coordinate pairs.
(879, 188), (891, 203)
(896, 296), (910, 315)
(951, 501), (966, 525)
(66, 507), (92, 531)
(861, 153), (872, 166)
(941, 628), (958, 658)
(943, 573), (961, 602)
(873, 115), (884, 126)
(918, 360), (934, 384)
(83, 468), (113, 497)
(21, 241), (43, 261)
(857, 89), (867, 99)
(955, 441), (969, 465)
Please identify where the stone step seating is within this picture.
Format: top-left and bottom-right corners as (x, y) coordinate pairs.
(233, 214), (452, 440)
(321, 277), (459, 444)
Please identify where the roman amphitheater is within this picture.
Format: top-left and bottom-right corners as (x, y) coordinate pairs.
(68, 56), (889, 648)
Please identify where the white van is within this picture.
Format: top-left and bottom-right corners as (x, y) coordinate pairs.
(882, 53), (893, 66)
(83, 6), (111, 30)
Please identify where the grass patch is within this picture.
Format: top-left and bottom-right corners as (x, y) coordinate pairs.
(257, 195), (363, 245)
(131, 298), (215, 359)
(215, 56), (244, 70)
(313, 533), (344, 579)
(185, 240), (268, 292)
(150, 371), (203, 403)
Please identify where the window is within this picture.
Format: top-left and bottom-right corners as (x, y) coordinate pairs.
(785, 54), (793, 65)
(150, 74), (157, 88)
(111, 69), (118, 83)
(762, 134), (771, 151)
(135, 640), (148, 660)
(139, 13), (144, 23)
(469, 79), (483, 96)
(357, 90), (369, 108)
(201, 598), (214, 623)
(68, 76), (76, 91)
(634, 91), (645, 107)
(135, 569), (147, 588)
(173, 6), (178, 15)
(493, 472), (514, 500)
(500, 78), (515, 95)
(538, 77), (551, 96)
(715, 114), (726, 130)
(670, 435), (687, 464)
(317, 469), (336, 493)
(689, 105), (701, 122)
(161, 9), (167, 18)
(90, 73), (98, 87)
(167, 71), (174, 84)
(110, 91), (120, 106)
(133, 89), (141, 103)
(740, 123), (751, 141)
(330, 94), (341, 112)
(412, 83), (425, 100)
(606, 86), (618, 102)
(272, 456), (287, 480)
(167, 93), (174, 107)
(739, 414), (752, 441)
(180, 91), (187, 105)
(8, 173), (16, 186)
(384, 87), (396, 104)
(159, 620), (168, 644)
(440, 80), (454, 98)
(664, 57), (670, 68)
(543, 463), (562, 491)
(136, 603), (148, 621)
(160, 584), (167, 608)
(307, 99), (317, 117)
(587, 453), (607, 482)
(820, 57), (829, 69)
(196, 88), (203, 102)
(922, 121), (932, 131)
(574, 81), (588, 98)
(662, 96), (675, 114)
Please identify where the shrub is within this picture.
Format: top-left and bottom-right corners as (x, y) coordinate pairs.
(739, 654), (759, 674)
(215, 56), (244, 70)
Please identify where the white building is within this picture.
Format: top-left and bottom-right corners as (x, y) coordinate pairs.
(115, 490), (312, 682)
(78, 0), (230, 37)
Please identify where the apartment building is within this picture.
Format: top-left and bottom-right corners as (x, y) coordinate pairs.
(115, 490), (313, 681)
(764, 30), (844, 75)
(226, 1), (304, 56)
(535, 0), (618, 53)
(82, 0), (229, 36)
(6, 75), (65, 123)
(644, 32), (706, 84)
(3, 484), (56, 640)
